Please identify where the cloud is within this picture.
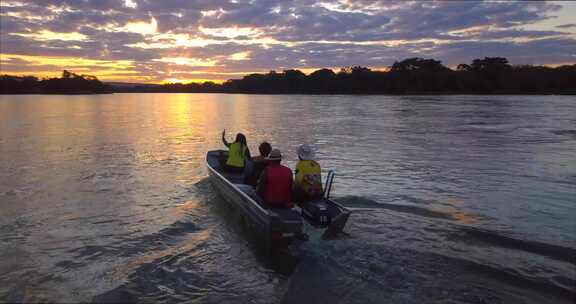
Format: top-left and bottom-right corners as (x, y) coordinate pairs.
(432, 38), (576, 66)
(1, 0), (575, 82)
(556, 23), (576, 29)
(12, 30), (88, 41)
(459, 29), (569, 40)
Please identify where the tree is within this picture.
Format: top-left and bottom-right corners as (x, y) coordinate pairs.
(457, 64), (471, 71)
(470, 57), (511, 73)
(391, 58), (448, 73)
(470, 57), (512, 91)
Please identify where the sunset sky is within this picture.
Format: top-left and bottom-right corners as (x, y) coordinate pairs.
(1, 0), (575, 83)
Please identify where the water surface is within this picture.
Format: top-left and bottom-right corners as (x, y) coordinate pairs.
(0, 94), (574, 303)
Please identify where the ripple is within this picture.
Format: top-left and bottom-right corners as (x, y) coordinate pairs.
(454, 227), (576, 264)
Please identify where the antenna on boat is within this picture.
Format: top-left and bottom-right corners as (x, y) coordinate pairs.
(324, 170), (335, 200)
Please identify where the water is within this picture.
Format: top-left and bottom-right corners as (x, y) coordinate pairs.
(0, 94), (574, 303)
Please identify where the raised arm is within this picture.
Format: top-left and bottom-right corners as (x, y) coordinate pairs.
(221, 129), (231, 147)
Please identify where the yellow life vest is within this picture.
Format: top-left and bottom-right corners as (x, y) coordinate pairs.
(226, 142), (246, 167)
(295, 160), (323, 196)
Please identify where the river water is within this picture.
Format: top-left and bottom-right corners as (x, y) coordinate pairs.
(0, 94), (574, 303)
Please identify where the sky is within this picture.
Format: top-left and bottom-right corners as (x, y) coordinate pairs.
(1, 0), (575, 83)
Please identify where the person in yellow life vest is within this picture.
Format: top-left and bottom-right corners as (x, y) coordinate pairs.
(221, 129), (251, 173)
(294, 144), (323, 204)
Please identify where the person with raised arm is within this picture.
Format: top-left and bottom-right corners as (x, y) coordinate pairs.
(221, 129), (251, 173)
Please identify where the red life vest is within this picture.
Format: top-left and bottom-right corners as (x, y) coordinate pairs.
(263, 163), (293, 207)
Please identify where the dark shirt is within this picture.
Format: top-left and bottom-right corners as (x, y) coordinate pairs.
(246, 158), (268, 186)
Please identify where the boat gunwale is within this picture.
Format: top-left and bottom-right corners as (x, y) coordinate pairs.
(206, 152), (270, 215)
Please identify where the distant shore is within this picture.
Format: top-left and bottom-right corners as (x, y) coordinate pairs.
(111, 57), (576, 96)
(0, 91), (114, 95)
(1, 92), (113, 95)
(3, 91), (574, 96)
(2, 57), (575, 95)
(107, 88), (576, 96)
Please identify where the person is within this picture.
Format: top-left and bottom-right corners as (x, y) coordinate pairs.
(245, 142), (272, 186)
(293, 144), (323, 204)
(253, 142), (272, 162)
(221, 129), (251, 173)
(256, 149), (293, 208)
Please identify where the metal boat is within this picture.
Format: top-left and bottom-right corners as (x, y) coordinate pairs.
(206, 150), (350, 245)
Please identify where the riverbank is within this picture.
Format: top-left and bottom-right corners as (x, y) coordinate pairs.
(0, 91), (114, 95)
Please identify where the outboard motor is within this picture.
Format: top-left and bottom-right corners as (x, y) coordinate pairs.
(301, 201), (331, 227)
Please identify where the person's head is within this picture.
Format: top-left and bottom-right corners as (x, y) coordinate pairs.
(235, 133), (247, 146)
(297, 144), (315, 161)
(258, 142), (272, 157)
(265, 148), (282, 164)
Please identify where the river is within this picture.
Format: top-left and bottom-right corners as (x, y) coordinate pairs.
(0, 93), (574, 303)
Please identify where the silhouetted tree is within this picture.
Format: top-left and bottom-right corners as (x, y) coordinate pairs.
(0, 71), (110, 94)
(4, 59), (576, 95)
(388, 58), (452, 92)
(457, 64), (471, 71)
(307, 68), (336, 93)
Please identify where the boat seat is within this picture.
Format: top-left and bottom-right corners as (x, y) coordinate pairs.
(207, 150), (249, 184)
(235, 184), (299, 219)
(222, 172), (245, 184)
(234, 184), (265, 206)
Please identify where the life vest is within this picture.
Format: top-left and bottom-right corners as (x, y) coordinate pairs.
(295, 160), (323, 197)
(226, 142), (246, 168)
(263, 164), (293, 206)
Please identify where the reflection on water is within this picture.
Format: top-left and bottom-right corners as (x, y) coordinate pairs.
(0, 93), (575, 303)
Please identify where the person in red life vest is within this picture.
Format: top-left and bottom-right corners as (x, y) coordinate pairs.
(256, 149), (294, 208)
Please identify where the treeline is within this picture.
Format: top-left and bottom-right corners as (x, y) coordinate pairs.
(2, 57), (575, 95)
(129, 57), (575, 94)
(0, 70), (111, 94)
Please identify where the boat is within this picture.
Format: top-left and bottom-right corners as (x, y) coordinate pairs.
(206, 150), (350, 245)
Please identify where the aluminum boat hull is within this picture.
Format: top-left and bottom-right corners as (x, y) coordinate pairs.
(206, 150), (303, 244)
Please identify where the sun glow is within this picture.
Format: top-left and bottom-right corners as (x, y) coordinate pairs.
(0, 53), (133, 69)
(121, 17), (158, 35)
(162, 78), (224, 84)
(0, 53), (136, 81)
(228, 51), (251, 61)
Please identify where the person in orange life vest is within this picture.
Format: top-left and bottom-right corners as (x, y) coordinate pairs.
(245, 142), (272, 186)
(256, 149), (293, 208)
(221, 129), (251, 173)
(293, 144), (323, 204)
